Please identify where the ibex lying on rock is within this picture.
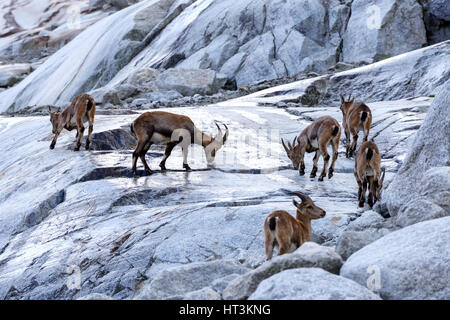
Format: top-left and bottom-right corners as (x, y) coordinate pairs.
(48, 93), (96, 151)
(354, 141), (385, 208)
(264, 192), (326, 260)
(339, 95), (372, 158)
(282, 116), (341, 181)
(130, 111), (228, 177)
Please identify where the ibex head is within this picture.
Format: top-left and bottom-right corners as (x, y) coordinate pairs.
(48, 106), (61, 134)
(204, 122), (229, 164)
(281, 136), (301, 170)
(292, 192), (326, 219)
(339, 94), (355, 115)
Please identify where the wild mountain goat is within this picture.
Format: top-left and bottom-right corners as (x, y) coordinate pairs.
(354, 141), (385, 208)
(264, 192), (326, 260)
(339, 95), (372, 158)
(48, 93), (96, 151)
(130, 111), (228, 177)
(282, 116), (341, 181)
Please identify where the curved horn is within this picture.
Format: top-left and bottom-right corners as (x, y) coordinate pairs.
(293, 191), (308, 203)
(281, 138), (290, 154)
(47, 106), (52, 114)
(222, 123), (229, 144)
(380, 167), (386, 184)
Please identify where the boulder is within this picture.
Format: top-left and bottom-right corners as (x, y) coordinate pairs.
(134, 260), (249, 300)
(249, 268), (381, 300)
(155, 69), (220, 96)
(396, 199), (446, 228)
(335, 229), (389, 261)
(343, 0), (426, 64)
(222, 242), (343, 300)
(90, 87), (121, 106)
(340, 216), (450, 299)
(418, 166), (450, 212)
(328, 40), (450, 103)
(383, 79), (450, 216)
(0, 73), (20, 88)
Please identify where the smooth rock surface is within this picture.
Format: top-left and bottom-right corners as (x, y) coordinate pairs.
(383, 79), (450, 216)
(341, 216), (450, 300)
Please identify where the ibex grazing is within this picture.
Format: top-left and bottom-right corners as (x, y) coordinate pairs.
(354, 141), (385, 208)
(339, 95), (372, 158)
(264, 192), (326, 260)
(130, 111), (229, 177)
(48, 93), (96, 151)
(282, 116), (341, 181)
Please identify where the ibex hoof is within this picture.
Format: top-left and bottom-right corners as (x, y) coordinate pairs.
(328, 171), (334, 179)
(85, 144), (90, 150)
(318, 176), (325, 182)
(145, 169), (153, 176)
(358, 201), (365, 208)
(159, 164), (167, 172)
(74, 147), (80, 152)
(49, 144), (55, 150)
(299, 170), (305, 176)
(309, 173), (316, 179)
(183, 164), (192, 172)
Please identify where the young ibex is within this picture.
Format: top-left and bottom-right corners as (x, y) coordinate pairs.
(264, 192), (326, 260)
(354, 141), (385, 208)
(48, 93), (96, 151)
(282, 116), (341, 181)
(339, 94), (372, 158)
(130, 111), (229, 177)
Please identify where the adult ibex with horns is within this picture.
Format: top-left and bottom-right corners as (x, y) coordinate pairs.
(130, 111), (229, 177)
(354, 141), (385, 208)
(282, 116), (341, 181)
(339, 94), (372, 158)
(264, 192), (326, 260)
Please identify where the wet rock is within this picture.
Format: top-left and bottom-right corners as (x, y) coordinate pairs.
(222, 242), (343, 300)
(343, 0), (426, 64)
(135, 260), (249, 300)
(249, 268), (381, 300)
(340, 216), (450, 299)
(383, 79), (450, 216)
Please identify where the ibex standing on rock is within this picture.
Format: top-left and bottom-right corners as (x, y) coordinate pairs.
(354, 141), (385, 208)
(282, 116), (341, 181)
(48, 93), (96, 151)
(339, 94), (372, 158)
(130, 111), (229, 177)
(264, 192), (326, 260)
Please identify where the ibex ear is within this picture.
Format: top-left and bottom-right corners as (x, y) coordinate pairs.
(292, 199), (301, 209)
(340, 94), (345, 104)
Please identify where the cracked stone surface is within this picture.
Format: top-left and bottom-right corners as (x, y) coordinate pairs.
(0, 84), (431, 298)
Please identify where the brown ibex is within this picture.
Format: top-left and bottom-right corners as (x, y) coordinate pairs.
(339, 94), (372, 158)
(282, 116), (341, 181)
(130, 111), (228, 177)
(48, 93), (96, 151)
(264, 192), (326, 260)
(354, 141), (385, 208)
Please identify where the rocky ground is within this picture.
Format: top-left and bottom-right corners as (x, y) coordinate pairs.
(0, 0), (449, 301)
